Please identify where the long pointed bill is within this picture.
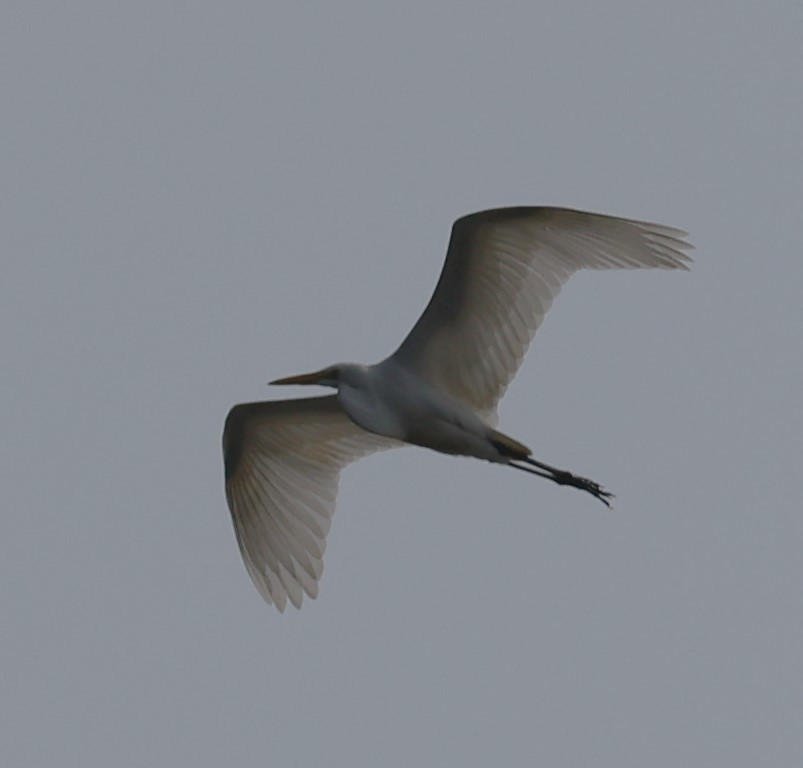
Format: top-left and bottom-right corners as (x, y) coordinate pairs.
(269, 369), (328, 386)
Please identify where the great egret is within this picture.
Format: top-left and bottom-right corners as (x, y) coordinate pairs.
(223, 207), (692, 610)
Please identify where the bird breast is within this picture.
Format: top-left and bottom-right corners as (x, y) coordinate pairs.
(337, 363), (498, 461)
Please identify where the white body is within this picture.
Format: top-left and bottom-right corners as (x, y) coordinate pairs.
(336, 359), (504, 462)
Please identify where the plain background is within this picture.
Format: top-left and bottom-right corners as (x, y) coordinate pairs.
(3, 2), (802, 765)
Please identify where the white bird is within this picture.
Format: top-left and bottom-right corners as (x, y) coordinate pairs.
(223, 207), (692, 610)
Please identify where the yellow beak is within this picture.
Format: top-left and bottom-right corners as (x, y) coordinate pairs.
(269, 369), (328, 386)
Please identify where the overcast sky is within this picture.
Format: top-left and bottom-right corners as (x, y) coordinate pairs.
(3, 2), (802, 766)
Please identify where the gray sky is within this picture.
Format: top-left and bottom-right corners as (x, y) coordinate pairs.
(3, 2), (802, 765)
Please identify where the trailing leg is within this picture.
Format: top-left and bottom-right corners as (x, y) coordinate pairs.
(509, 456), (614, 507)
(488, 427), (613, 507)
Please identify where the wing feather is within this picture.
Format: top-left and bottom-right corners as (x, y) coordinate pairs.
(391, 207), (692, 416)
(223, 395), (400, 610)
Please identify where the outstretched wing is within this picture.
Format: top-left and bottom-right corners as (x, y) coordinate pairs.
(390, 207), (693, 417)
(223, 395), (400, 611)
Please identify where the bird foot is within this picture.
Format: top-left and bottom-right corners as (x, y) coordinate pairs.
(552, 470), (614, 508)
(511, 456), (615, 507)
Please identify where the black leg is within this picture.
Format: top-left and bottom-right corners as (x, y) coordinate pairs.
(509, 456), (614, 507)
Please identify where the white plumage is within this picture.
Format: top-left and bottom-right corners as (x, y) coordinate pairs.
(223, 397), (398, 610)
(223, 207), (692, 610)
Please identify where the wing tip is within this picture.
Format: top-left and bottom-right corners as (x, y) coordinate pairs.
(247, 559), (322, 613)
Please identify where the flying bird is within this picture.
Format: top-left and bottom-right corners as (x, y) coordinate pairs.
(223, 207), (692, 610)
